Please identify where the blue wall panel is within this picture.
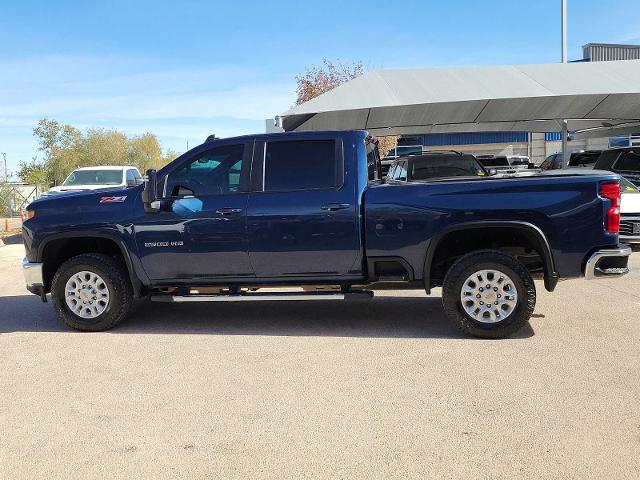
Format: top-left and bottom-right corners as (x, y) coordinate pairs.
(544, 132), (562, 141)
(423, 132), (528, 146)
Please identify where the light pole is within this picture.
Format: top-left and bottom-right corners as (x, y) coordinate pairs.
(1, 152), (6, 182)
(561, 0), (570, 168)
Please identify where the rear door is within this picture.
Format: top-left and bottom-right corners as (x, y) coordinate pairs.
(246, 136), (361, 278)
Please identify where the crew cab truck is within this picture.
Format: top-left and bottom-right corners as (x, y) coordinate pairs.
(22, 130), (631, 338)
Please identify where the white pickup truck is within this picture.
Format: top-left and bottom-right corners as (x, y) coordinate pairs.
(46, 166), (143, 195)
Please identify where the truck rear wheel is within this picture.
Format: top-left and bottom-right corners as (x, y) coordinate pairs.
(51, 253), (133, 331)
(441, 250), (536, 339)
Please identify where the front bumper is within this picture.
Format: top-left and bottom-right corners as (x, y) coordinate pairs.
(22, 258), (44, 291)
(584, 246), (632, 280)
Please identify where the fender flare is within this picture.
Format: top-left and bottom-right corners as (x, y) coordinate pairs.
(422, 221), (558, 292)
(37, 230), (147, 296)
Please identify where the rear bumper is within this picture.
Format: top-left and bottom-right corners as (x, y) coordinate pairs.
(620, 234), (640, 244)
(584, 246), (632, 280)
(620, 216), (640, 243)
(22, 257), (44, 290)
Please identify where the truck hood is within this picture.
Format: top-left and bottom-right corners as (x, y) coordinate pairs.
(45, 184), (124, 196)
(29, 187), (134, 210)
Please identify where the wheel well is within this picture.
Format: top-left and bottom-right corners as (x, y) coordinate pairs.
(41, 237), (128, 291)
(426, 226), (554, 290)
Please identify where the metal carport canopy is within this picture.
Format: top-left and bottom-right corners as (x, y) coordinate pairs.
(279, 60), (640, 136)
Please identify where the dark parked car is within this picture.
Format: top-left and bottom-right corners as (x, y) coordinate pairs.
(22, 131), (630, 339)
(540, 150), (601, 170)
(592, 147), (640, 186)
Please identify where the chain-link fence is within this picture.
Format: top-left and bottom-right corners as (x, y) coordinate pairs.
(0, 183), (41, 217)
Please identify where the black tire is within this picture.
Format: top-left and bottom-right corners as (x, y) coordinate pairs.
(51, 253), (133, 331)
(441, 250), (536, 339)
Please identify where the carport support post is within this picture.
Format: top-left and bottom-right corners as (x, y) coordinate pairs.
(561, 120), (569, 168)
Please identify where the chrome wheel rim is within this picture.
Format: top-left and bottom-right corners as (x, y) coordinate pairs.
(460, 269), (518, 324)
(64, 270), (110, 319)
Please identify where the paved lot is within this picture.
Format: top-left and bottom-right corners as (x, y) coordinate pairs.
(1, 240), (639, 479)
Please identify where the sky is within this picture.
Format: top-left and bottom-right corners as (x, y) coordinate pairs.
(1, 0), (639, 176)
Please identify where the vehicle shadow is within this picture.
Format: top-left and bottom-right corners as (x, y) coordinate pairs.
(0, 294), (535, 339)
(0, 233), (22, 245)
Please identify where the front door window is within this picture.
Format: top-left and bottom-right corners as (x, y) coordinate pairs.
(165, 144), (245, 197)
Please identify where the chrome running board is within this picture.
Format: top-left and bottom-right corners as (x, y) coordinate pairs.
(150, 291), (373, 303)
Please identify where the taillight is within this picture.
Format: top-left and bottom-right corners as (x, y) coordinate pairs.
(600, 181), (621, 234)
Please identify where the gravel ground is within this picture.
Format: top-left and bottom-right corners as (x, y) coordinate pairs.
(1, 242), (639, 479)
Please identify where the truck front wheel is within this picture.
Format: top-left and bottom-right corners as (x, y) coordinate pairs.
(51, 253), (133, 331)
(441, 250), (536, 339)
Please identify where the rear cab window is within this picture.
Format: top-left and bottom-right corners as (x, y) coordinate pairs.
(594, 150), (622, 170)
(613, 151), (640, 172)
(479, 156), (509, 167)
(411, 155), (485, 180)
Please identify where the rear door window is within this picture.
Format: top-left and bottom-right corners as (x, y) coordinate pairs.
(263, 139), (338, 191)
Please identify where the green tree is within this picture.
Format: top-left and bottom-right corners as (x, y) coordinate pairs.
(17, 158), (49, 188)
(32, 118), (177, 184)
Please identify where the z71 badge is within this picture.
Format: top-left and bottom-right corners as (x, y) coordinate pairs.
(100, 196), (127, 203)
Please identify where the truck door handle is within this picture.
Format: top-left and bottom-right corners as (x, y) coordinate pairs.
(321, 203), (351, 211)
(215, 207), (243, 215)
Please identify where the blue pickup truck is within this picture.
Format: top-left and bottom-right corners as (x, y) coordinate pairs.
(22, 130), (631, 338)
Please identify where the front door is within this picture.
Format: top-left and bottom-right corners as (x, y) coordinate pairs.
(246, 137), (361, 278)
(133, 142), (254, 281)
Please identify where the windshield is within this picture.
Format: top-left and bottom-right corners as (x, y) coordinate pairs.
(411, 155), (486, 180)
(396, 146), (422, 156)
(63, 169), (123, 186)
(620, 177), (639, 193)
(569, 152), (599, 167)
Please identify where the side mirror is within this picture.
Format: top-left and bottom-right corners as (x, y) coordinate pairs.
(49, 181), (56, 188)
(488, 168), (498, 176)
(126, 178), (136, 187)
(142, 169), (159, 213)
